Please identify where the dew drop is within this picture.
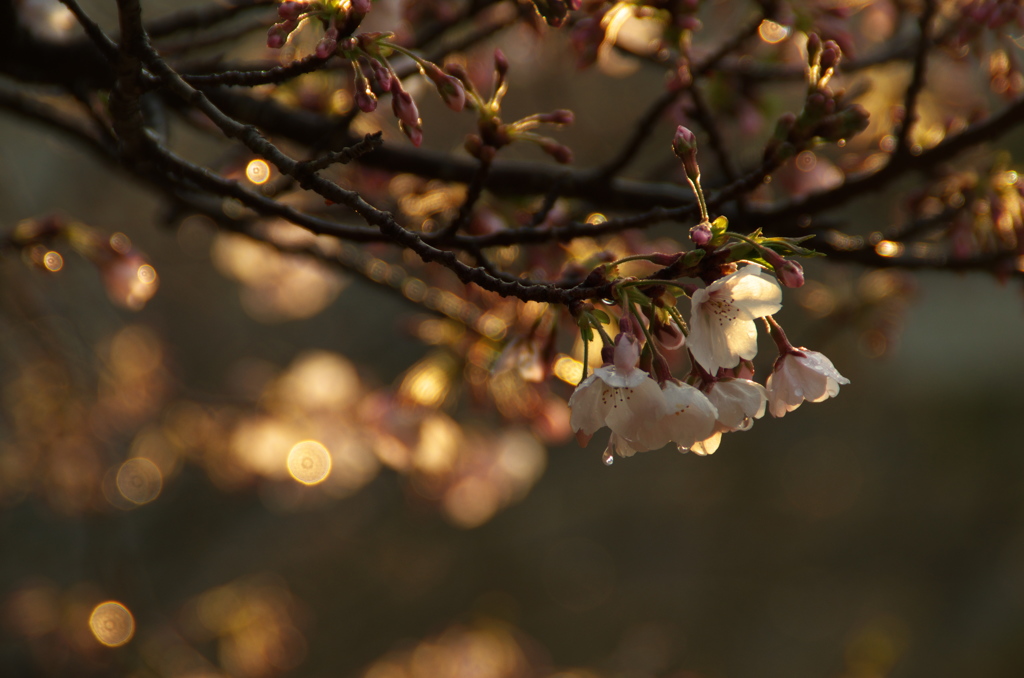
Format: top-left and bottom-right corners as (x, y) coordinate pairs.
(741, 416), (752, 429)
(601, 450), (614, 466)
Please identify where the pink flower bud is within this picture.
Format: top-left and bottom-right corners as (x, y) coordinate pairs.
(494, 48), (509, 76)
(538, 138), (573, 164)
(612, 332), (640, 373)
(402, 122), (424, 147)
(350, 0), (372, 14)
(761, 248), (804, 288)
(546, 109), (575, 125)
(672, 126), (700, 179)
(266, 19), (297, 49)
(315, 27), (339, 59)
(355, 88), (377, 113)
(689, 222), (712, 246)
(775, 260), (804, 288)
(278, 2), (303, 21)
(820, 40), (841, 71)
(422, 63), (465, 112)
(391, 81), (421, 130)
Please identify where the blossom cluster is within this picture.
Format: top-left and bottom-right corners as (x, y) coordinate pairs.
(568, 262), (849, 464)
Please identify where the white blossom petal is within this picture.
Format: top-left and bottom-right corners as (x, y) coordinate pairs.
(568, 374), (611, 437)
(767, 349), (850, 417)
(688, 265), (783, 373)
(689, 432), (722, 456)
(707, 378), (767, 432)
(633, 381), (718, 451)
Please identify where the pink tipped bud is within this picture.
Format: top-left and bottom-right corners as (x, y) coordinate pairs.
(391, 81), (421, 130)
(494, 48), (509, 76)
(762, 248), (805, 288)
(776, 260), (805, 288)
(355, 88), (377, 112)
(267, 19), (297, 49)
(820, 40), (841, 71)
(350, 0), (372, 14)
(543, 109), (575, 125)
(402, 122), (424, 147)
(373, 61), (393, 91)
(315, 27), (339, 59)
(807, 33), (822, 62)
(689, 222), (712, 247)
(612, 332), (640, 372)
(277, 1), (304, 21)
(538, 138), (573, 164)
(439, 76), (466, 112)
(673, 126), (700, 179)
(422, 63), (465, 112)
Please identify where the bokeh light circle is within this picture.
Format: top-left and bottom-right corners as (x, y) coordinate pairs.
(287, 440), (332, 485)
(89, 601), (134, 647)
(116, 458), (163, 504)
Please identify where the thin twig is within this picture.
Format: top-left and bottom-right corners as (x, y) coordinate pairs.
(892, 0), (937, 156)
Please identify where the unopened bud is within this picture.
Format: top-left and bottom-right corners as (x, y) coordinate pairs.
(820, 40), (841, 72)
(391, 80), (421, 128)
(350, 0), (372, 13)
(355, 87), (377, 113)
(422, 62), (465, 112)
(538, 138), (573, 164)
(672, 126), (700, 179)
(494, 48), (509, 76)
(689, 221), (712, 247)
(806, 33), (822, 66)
(267, 19), (297, 49)
(315, 27), (339, 59)
(612, 332), (640, 372)
(542, 109), (575, 125)
(278, 2), (304, 20)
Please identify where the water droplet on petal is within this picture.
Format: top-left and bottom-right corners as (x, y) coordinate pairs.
(601, 450), (614, 466)
(676, 445), (690, 454)
(741, 416), (752, 429)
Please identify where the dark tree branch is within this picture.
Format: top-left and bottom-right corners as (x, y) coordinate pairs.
(892, 0), (937, 156)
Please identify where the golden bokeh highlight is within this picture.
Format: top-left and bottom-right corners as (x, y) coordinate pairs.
(116, 457), (163, 504)
(875, 240), (904, 258)
(758, 19), (789, 44)
(245, 159), (271, 185)
(89, 601), (134, 647)
(553, 354), (584, 385)
(287, 440), (332, 485)
(211, 227), (346, 322)
(42, 250), (63, 271)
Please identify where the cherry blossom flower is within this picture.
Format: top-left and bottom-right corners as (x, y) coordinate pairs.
(630, 380), (718, 453)
(705, 378), (767, 433)
(690, 432), (721, 456)
(688, 264), (782, 374)
(568, 334), (664, 448)
(766, 349), (850, 417)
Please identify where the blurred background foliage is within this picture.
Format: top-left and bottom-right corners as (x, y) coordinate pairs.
(4, 1), (1024, 677)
